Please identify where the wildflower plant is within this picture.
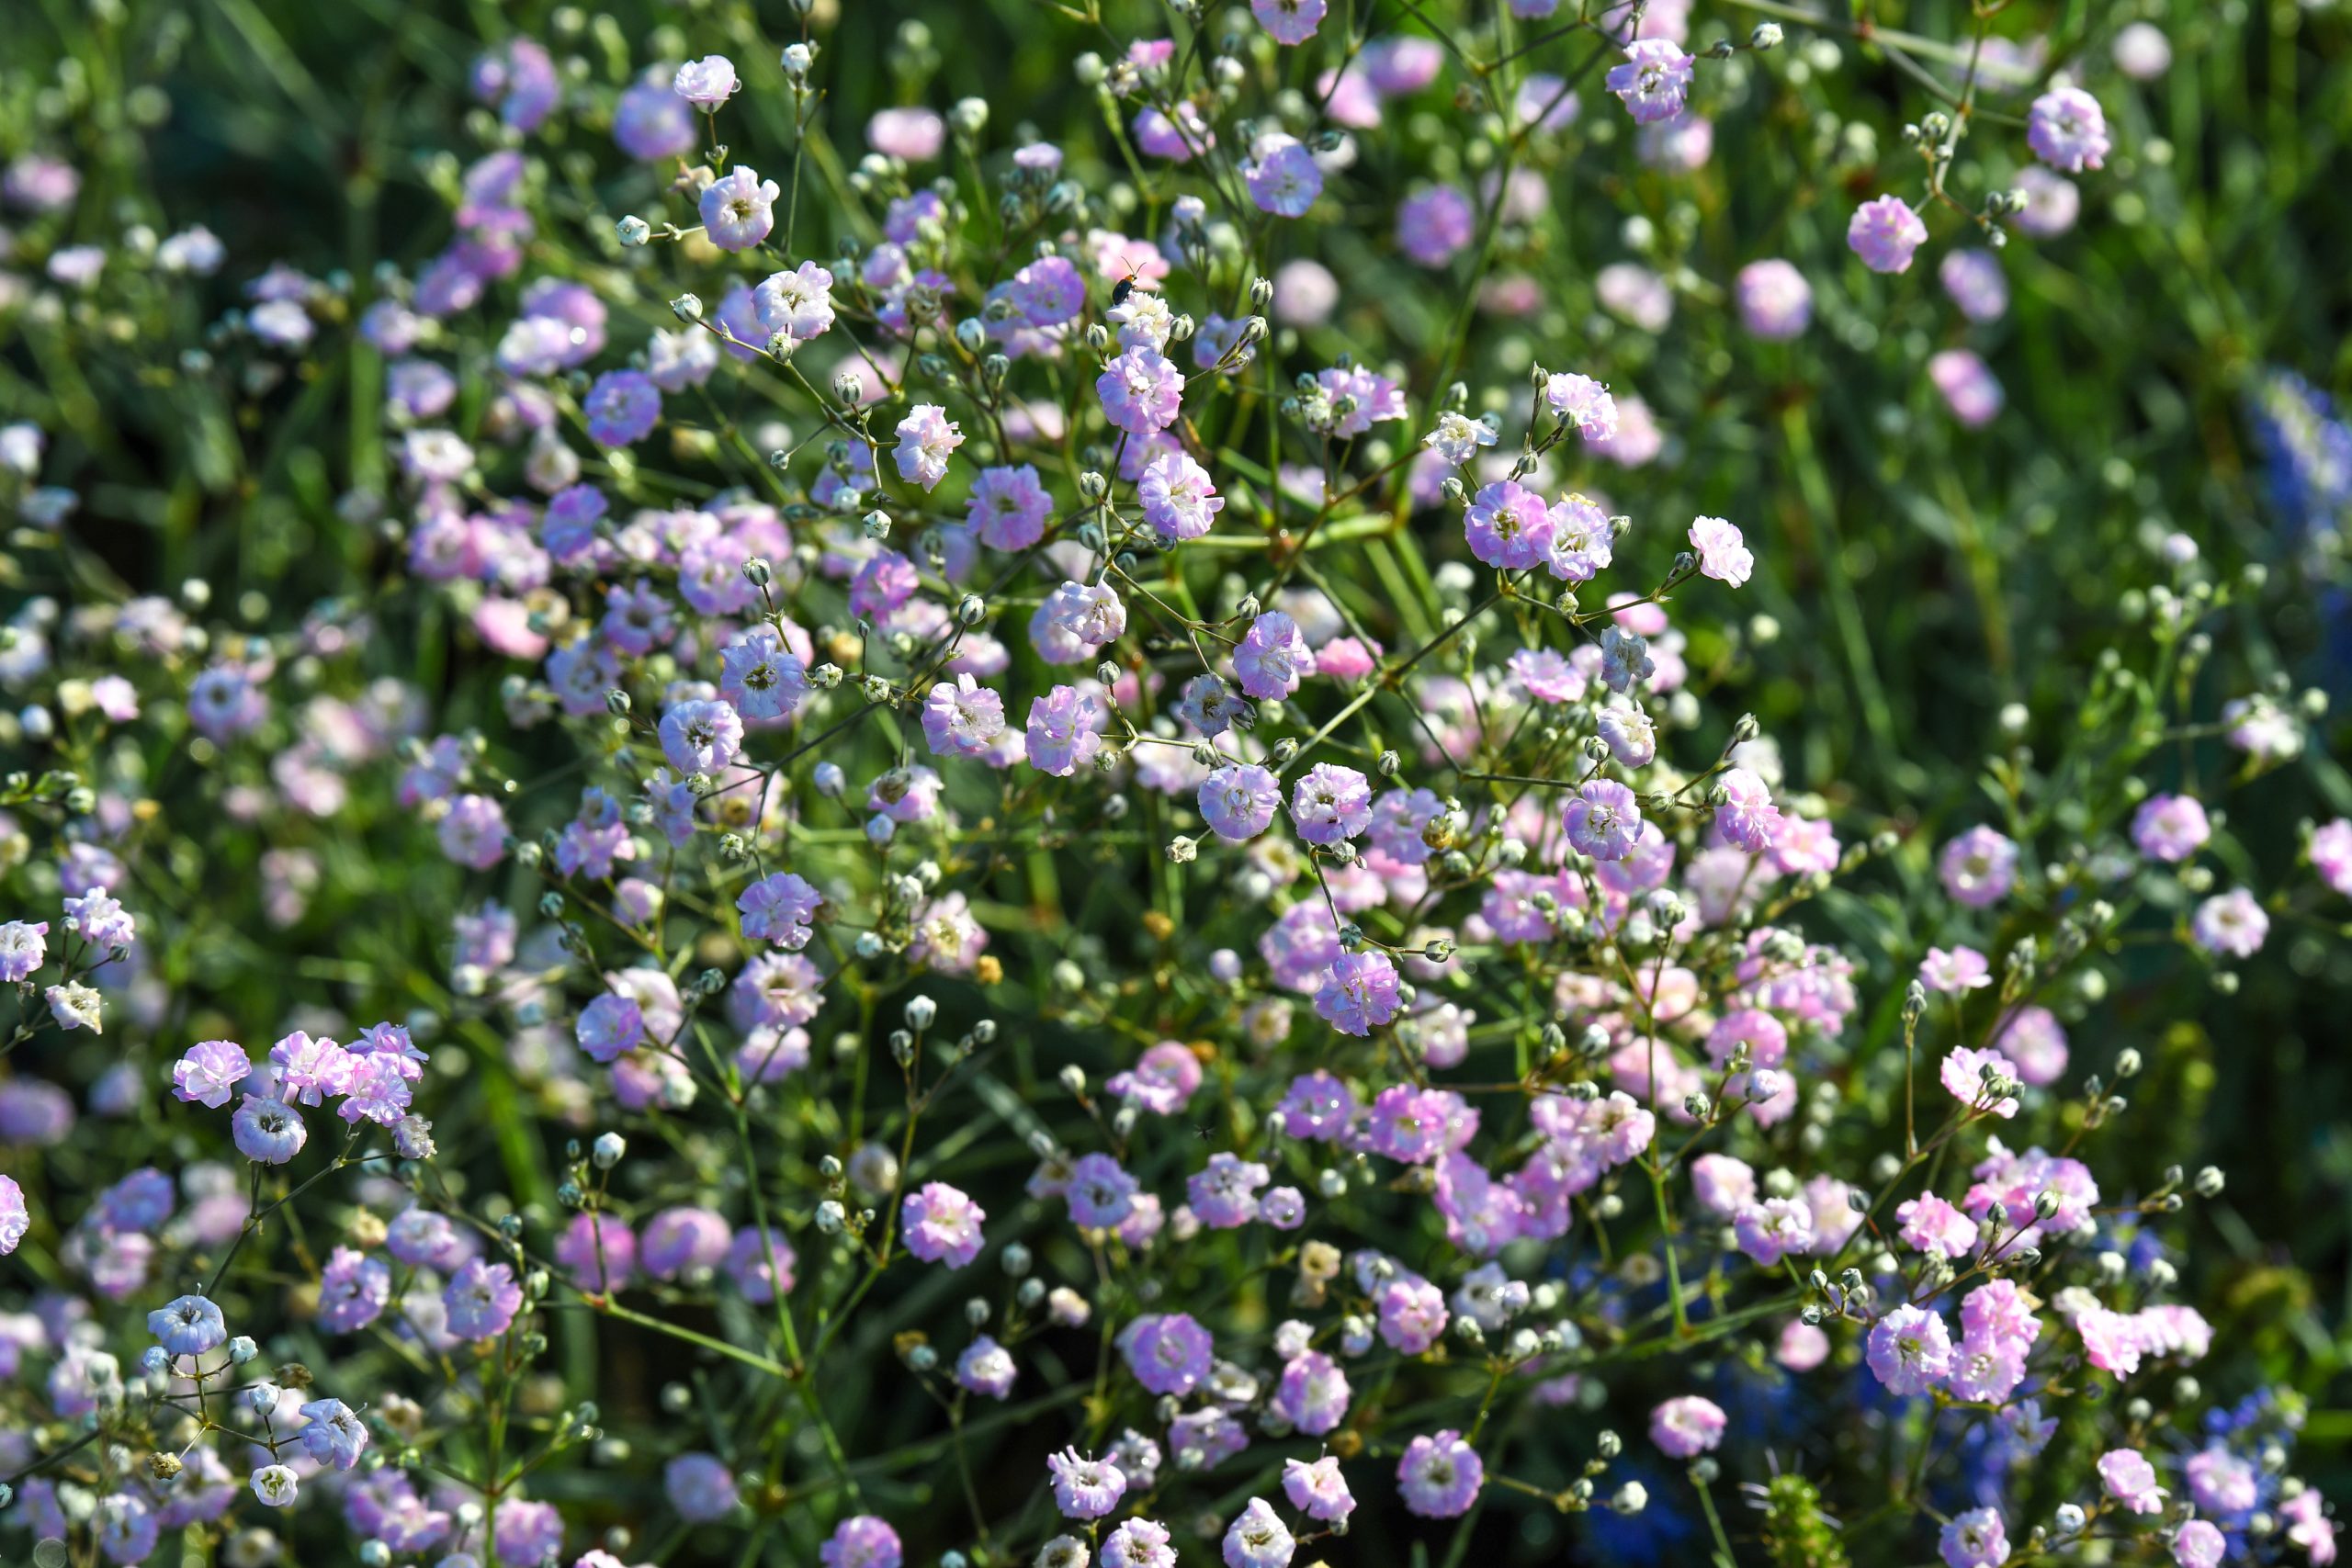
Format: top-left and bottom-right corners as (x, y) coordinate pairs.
(0, 0), (2348, 1566)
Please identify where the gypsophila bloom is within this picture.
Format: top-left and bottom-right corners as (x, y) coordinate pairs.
(232, 1095), (308, 1164)
(956, 1335), (1017, 1398)
(2171, 1520), (2226, 1568)
(1244, 135), (1322, 217)
(46, 980), (103, 1032)
(1736, 258), (1812, 338)
(1235, 611), (1312, 699)
(2099, 1448), (2167, 1514)
(585, 369), (662, 448)
(1940, 248), (2010, 321)
(1867, 1303), (1954, 1396)
(2191, 886), (2268, 958)
(1930, 349), (2005, 427)
(1221, 1498), (1295, 1568)
(1939, 1507), (2009, 1568)
(1289, 763), (1374, 845)
(2313, 818), (2352, 896)
(1464, 479), (1555, 570)
(673, 54), (738, 106)
(1316, 952), (1402, 1036)
(1096, 346), (1186, 434)
(1605, 39), (1696, 123)
(700, 166), (779, 251)
(821, 1516), (902, 1568)
(149, 1293), (227, 1356)
(172, 1039), (252, 1108)
(0, 919), (48, 981)
(922, 673), (1007, 757)
(902, 1180), (987, 1268)
(1939, 826), (2019, 907)
(2132, 793), (2211, 862)
(1201, 763), (1283, 841)
(1046, 1448), (1127, 1519)
(1138, 450), (1224, 541)
(2029, 86), (2111, 173)
(1565, 778), (1643, 861)
(738, 872), (823, 949)
(1424, 411), (1498, 466)
(1921, 944), (1994, 994)
(667, 1452), (741, 1523)
(1125, 1312), (1214, 1395)
(754, 261), (838, 343)
(298, 1399), (370, 1471)
(250, 1465), (300, 1508)
(1688, 515), (1753, 586)
(1941, 1045), (2021, 1117)
(1398, 1429), (1484, 1517)
(446, 1257), (525, 1339)
(970, 464), (1054, 549)
(0, 1174), (27, 1255)
(1649, 1395), (1727, 1457)
(894, 403), (965, 491)
(1027, 686), (1105, 777)
(1544, 372), (1620, 439)
(1848, 195), (1929, 274)
(659, 696), (744, 776)
(1396, 185), (1475, 266)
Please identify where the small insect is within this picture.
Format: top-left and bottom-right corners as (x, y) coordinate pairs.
(1108, 253), (1147, 310)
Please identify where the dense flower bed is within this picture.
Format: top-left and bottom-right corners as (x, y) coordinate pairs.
(2, 1), (2348, 1566)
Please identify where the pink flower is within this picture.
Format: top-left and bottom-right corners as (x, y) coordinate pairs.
(1397, 1430), (1483, 1517)
(1895, 1194), (1978, 1258)
(868, 107), (946, 161)
(2027, 86), (2109, 173)
(1929, 349), (2005, 427)
(2191, 886), (2267, 958)
(1736, 259), (1812, 338)
(1251, 0), (1328, 43)
(700, 166), (778, 252)
(1733, 1197), (1814, 1265)
(738, 872), (823, 950)
(1096, 346), (1185, 434)
(1866, 1303), (1952, 1395)
(1919, 944), (1992, 994)
(1315, 952), (1401, 1036)
(1648, 1395), (1726, 1458)
(1221, 1498), (1295, 1568)
(1396, 185), (1475, 267)
(2171, 1520), (2225, 1568)
(1464, 479), (1555, 570)
(900, 1181), (987, 1269)
(922, 673), (1006, 757)
(893, 403), (964, 491)
(1939, 1507), (2008, 1568)
(1939, 826), (2018, 907)
(1848, 194), (1929, 274)
(2132, 793), (2211, 863)
(2098, 1448), (2167, 1515)
(1940, 1045), (2021, 1118)
(1687, 515), (1752, 586)
(673, 55), (737, 106)
(1288, 763), (1373, 844)
(2312, 818), (2352, 896)
(1604, 39), (1695, 123)
(1564, 779), (1643, 861)
(1125, 1312), (1213, 1395)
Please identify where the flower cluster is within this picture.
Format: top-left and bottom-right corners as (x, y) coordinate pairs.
(1, 4), (2346, 1568)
